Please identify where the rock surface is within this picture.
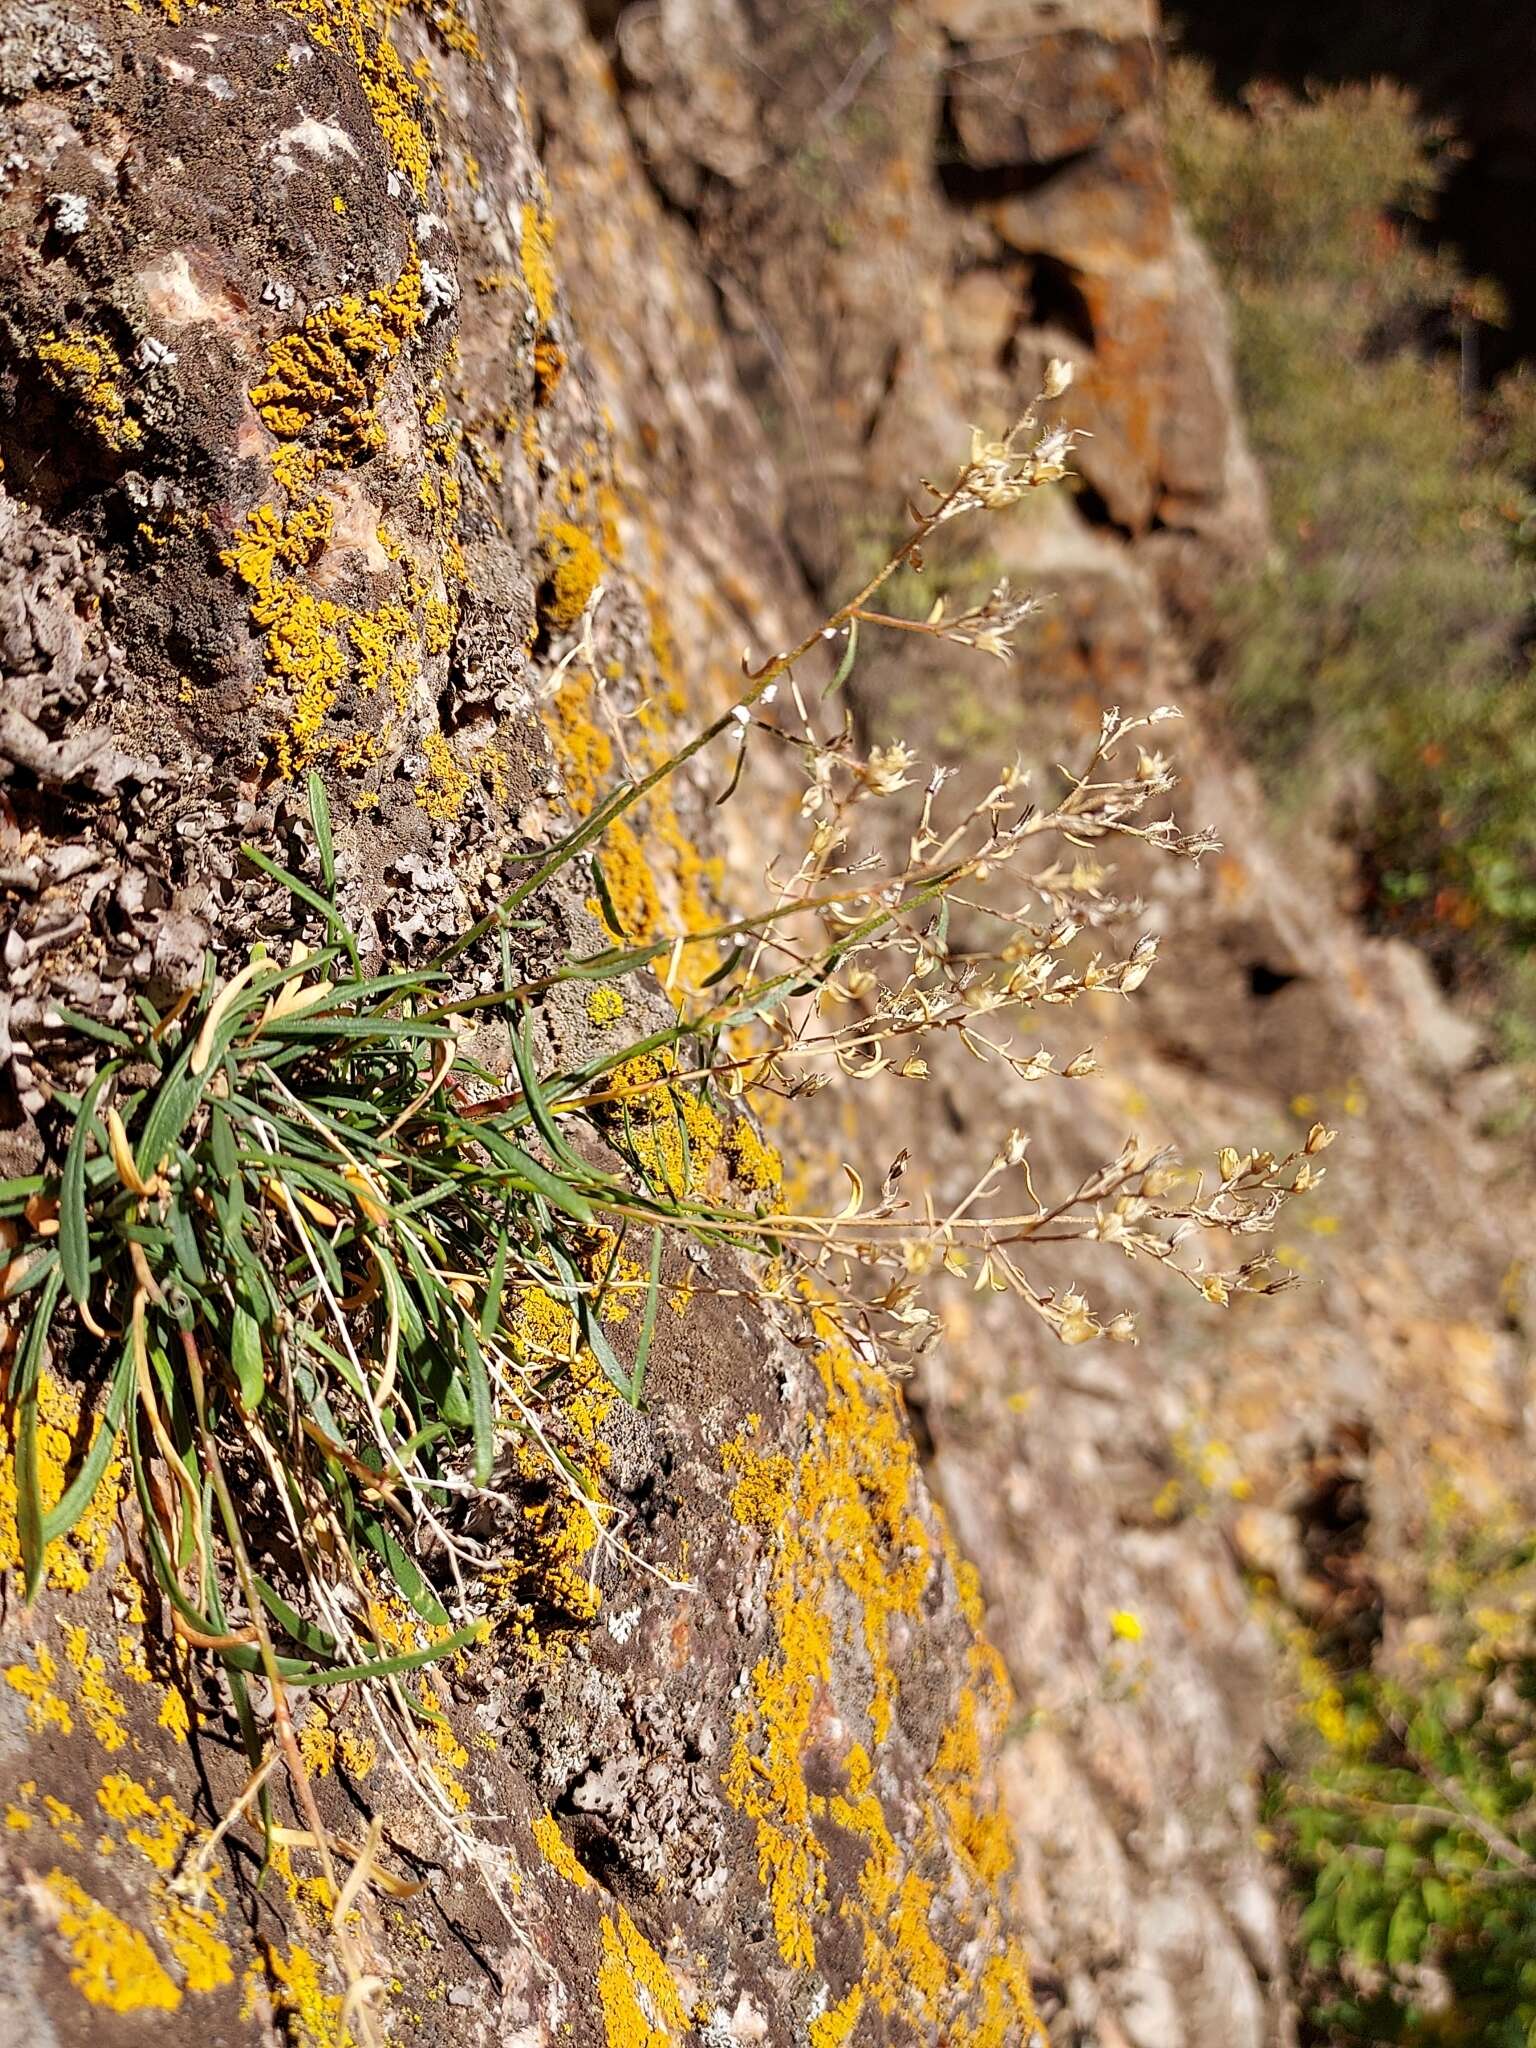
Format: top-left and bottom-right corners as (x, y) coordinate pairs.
(568, 4), (1534, 2045)
(2, 5), (1532, 2048)
(0, 4), (1038, 2044)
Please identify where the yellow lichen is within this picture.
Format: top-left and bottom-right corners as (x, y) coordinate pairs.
(597, 1050), (722, 1200)
(5, 1643), (73, 1735)
(264, 1941), (358, 2046)
(722, 1118), (783, 1195)
(96, 1774), (195, 1871)
(37, 330), (141, 450)
(44, 1869), (181, 2013)
(154, 1895), (234, 1995)
(931, 1676), (1014, 1887)
(415, 729), (472, 821)
(62, 1621), (130, 1751)
(0, 1366), (128, 1590)
(596, 1908), (686, 2048)
(721, 1324), (933, 1970)
(810, 1985), (865, 2047)
(339, 1730), (378, 1779)
(540, 520), (602, 634)
(520, 202), (558, 328)
(251, 258), (424, 460)
(531, 1808), (590, 1889)
(271, 0), (438, 195)
(586, 983), (625, 1027)
(718, 1321), (1039, 2036)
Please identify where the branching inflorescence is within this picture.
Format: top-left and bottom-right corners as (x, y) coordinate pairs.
(1, 367), (1327, 2034)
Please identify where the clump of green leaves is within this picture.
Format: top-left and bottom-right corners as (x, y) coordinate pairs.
(5, 775), (710, 1698)
(0, 384), (1324, 1982)
(1169, 62), (1536, 1047)
(1273, 1549), (1536, 2044)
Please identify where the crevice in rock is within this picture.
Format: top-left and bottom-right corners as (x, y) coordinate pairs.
(1069, 480), (1137, 543)
(936, 140), (1097, 210)
(1023, 252), (1097, 352)
(1246, 961), (1302, 998)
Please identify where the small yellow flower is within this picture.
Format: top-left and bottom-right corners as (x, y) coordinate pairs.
(1110, 1609), (1143, 1643)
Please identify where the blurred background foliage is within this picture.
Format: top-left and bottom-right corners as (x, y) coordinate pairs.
(1169, 55), (1536, 2041)
(1168, 60), (1536, 1055)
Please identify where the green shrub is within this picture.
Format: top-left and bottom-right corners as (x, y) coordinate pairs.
(1272, 1547), (1536, 2044)
(1169, 63), (1536, 1047)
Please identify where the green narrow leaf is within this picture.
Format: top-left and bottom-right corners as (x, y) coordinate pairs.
(166, 1191), (208, 1290)
(713, 725), (749, 807)
(354, 1510), (450, 1627)
(629, 1229), (664, 1408)
(230, 1307), (265, 1413)
(510, 1008), (585, 1173)
(463, 1323), (494, 1487)
(45, 1004), (136, 1049)
(250, 1572), (339, 1660)
(546, 1240), (635, 1403)
(290, 1617), (488, 1690)
(307, 770), (336, 894)
(589, 854), (626, 937)
(39, 1340), (135, 1549)
(60, 1064), (115, 1309)
(479, 1225), (510, 1340)
(14, 1266), (65, 1602)
(822, 614), (860, 698)
(240, 844), (360, 973)
(699, 942), (744, 991)
(474, 1127), (595, 1225)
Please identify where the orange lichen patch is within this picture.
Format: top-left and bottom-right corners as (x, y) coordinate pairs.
(950, 1945), (1042, 2048)
(597, 1050), (722, 1201)
(533, 336), (568, 406)
(586, 983), (625, 1027)
(415, 728), (472, 821)
(730, 1367), (1037, 2038)
(96, 1773), (195, 1871)
(927, 1640), (1017, 1889)
(520, 202), (558, 328)
(826, 1748), (948, 2026)
(62, 1621), (130, 1751)
(5, 1641), (73, 1735)
(721, 1326), (934, 1968)
(519, 197), (566, 402)
(158, 1684), (192, 1744)
(809, 1985), (865, 2047)
(262, 1941), (359, 2046)
(720, 1312), (1040, 2025)
(37, 329), (142, 450)
(596, 1907), (687, 2048)
(540, 519), (603, 634)
(592, 819), (663, 942)
(542, 640), (723, 993)
(228, 220), (464, 792)
(0, 1366), (126, 1591)
(531, 1808), (591, 1889)
(252, 257), (425, 461)
(722, 1117), (783, 1195)
(43, 1869), (181, 2013)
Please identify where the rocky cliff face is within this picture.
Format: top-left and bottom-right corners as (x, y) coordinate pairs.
(553, 5), (1533, 2046)
(0, 5), (1036, 2044)
(1, 5), (1529, 2048)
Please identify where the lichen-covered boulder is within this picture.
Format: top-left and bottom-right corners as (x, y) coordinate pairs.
(0, 4), (1043, 2044)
